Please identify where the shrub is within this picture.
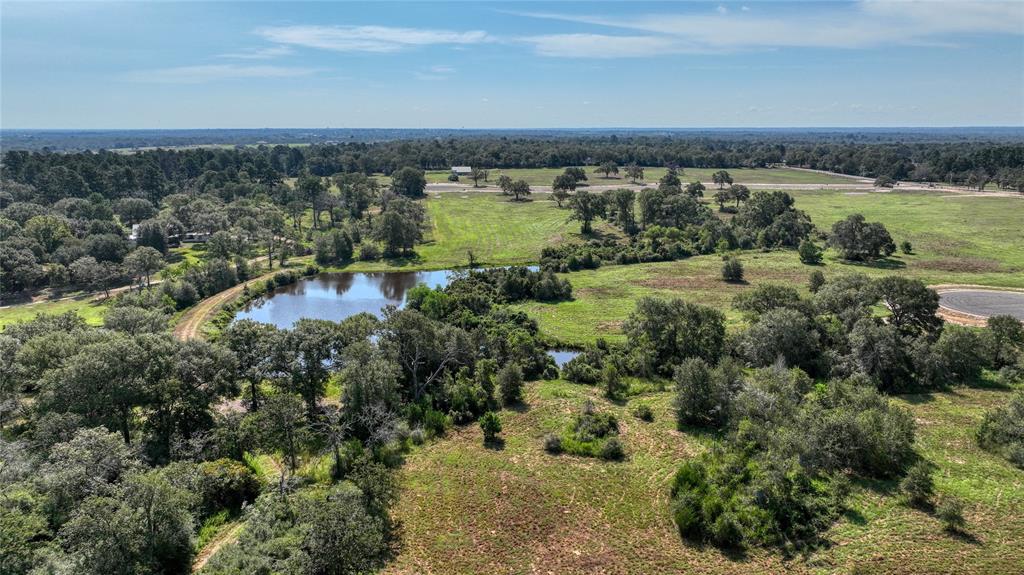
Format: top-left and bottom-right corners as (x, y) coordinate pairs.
(900, 240), (913, 254)
(633, 404), (654, 422)
(543, 433), (563, 454)
(602, 364), (625, 400)
(936, 496), (966, 533)
(808, 270), (826, 293)
(497, 363), (524, 406)
(479, 411), (502, 443)
(422, 408), (449, 437)
(675, 358), (724, 429)
(933, 325), (987, 383)
(721, 256), (744, 282)
(409, 427), (426, 445)
(900, 461), (934, 507)
(670, 449), (843, 549)
(976, 389), (1024, 468)
(196, 458), (261, 513)
(798, 239), (823, 264)
(600, 437), (625, 461)
(358, 243), (381, 261)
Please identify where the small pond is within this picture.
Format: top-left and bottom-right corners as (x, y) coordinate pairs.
(547, 350), (580, 367)
(234, 270), (454, 329)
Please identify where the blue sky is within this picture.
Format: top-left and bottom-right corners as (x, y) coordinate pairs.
(2, 1), (1022, 128)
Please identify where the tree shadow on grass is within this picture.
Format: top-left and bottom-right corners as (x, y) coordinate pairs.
(899, 392), (937, 405)
(483, 437), (506, 451)
(851, 475), (900, 497)
(507, 399), (531, 414)
(946, 528), (982, 546)
(843, 508), (868, 526)
(842, 256), (906, 270)
(379, 252), (425, 268)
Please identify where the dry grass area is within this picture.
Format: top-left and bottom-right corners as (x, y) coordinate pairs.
(386, 379), (1024, 575)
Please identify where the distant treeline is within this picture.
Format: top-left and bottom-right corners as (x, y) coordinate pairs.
(3, 127), (1024, 152)
(4, 137), (1024, 200)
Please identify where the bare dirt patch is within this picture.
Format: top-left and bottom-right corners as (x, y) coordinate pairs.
(915, 258), (1002, 273)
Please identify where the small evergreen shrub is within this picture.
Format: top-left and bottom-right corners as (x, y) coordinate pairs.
(900, 461), (934, 507)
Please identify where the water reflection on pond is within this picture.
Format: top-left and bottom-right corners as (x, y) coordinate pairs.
(547, 349), (580, 367)
(234, 270), (454, 329)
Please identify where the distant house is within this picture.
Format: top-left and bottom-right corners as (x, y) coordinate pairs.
(451, 166), (472, 175)
(128, 224), (140, 242)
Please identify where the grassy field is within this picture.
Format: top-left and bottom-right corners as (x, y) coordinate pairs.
(511, 189), (1024, 345)
(386, 376), (1024, 575)
(426, 166), (861, 187)
(341, 193), (604, 272)
(0, 296), (108, 329)
(4, 188), (1020, 333)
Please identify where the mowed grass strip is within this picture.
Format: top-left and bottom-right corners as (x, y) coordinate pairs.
(387, 377), (1024, 575)
(426, 166), (861, 186)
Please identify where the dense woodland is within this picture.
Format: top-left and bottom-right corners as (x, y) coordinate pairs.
(2, 137), (1024, 573)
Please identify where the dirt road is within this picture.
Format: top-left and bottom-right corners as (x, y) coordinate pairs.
(191, 520), (244, 572)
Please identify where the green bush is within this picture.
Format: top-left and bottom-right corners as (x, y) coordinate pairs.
(543, 433), (563, 454)
(479, 411), (502, 443)
(633, 404), (654, 422)
(936, 495), (966, 533)
(798, 239), (823, 264)
(808, 270), (826, 293)
(600, 436), (625, 461)
(422, 408), (449, 437)
(721, 256), (744, 282)
(497, 363), (524, 406)
(976, 389), (1024, 469)
(900, 461), (934, 507)
(196, 458), (261, 513)
(602, 364), (625, 400)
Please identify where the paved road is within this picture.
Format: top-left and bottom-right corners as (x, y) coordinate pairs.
(939, 290), (1024, 321)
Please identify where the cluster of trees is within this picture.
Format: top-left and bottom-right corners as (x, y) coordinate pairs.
(2, 258), (570, 572)
(0, 192), (167, 296)
(541, 187), (812, 272)
(552, 278), (1023, 549)
(1, 153), (436, 299)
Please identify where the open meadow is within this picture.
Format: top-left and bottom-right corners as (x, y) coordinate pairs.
(386, 377), (1023, 575)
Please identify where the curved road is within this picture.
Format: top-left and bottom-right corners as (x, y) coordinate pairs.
(173, 266), (285, 341)
(938, 289), (1024, 321)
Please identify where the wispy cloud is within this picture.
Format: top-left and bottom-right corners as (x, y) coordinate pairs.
(124, 64), (316, 84)
(218, 45), (294, 60)
(513, 1), (1024, 57)
(255, 24), (491, 53)
(523, 34), (696, 58)
(414, 64), (457, 81)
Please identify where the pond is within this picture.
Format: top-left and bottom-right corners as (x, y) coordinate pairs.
(546, 349), (580, 367)
(234, 270), (455, 329)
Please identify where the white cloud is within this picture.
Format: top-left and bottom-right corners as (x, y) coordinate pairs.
(523, 34), (696, 58)
(255, 24), (491, 53)
(218, 46), (294, 60)
(124, 64), (316, 84)
(513, 1), (1024, 57)
(414, 65), (457, 81)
